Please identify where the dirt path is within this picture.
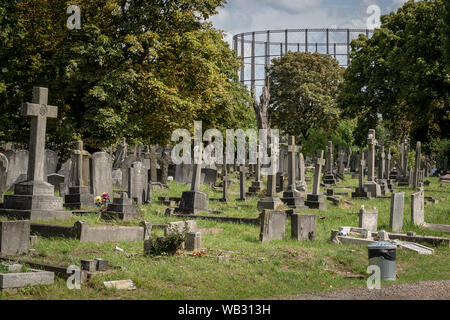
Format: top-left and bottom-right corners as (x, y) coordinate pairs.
(283, 280), (450, 300)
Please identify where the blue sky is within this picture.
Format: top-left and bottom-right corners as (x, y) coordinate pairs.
(210, 0), (409, 42)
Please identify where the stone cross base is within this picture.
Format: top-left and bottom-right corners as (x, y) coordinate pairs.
(352, 188), (372, 199)
(2, 180), (72, 221)
(102, 196), (140, 221)
(176, 191), (209, 214)
(64, 186), (94, 210)
(305, 194), (327, 210)
(323, 174), (337, 186)
(257, 197), (282, 211)
(281, 190), (308, 210)
(247, 181), (264, 196)
(364, 181), (381, 198)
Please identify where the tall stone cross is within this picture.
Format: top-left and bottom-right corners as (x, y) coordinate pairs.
(325, 141), (334, 174)
(22, 87), (58, 182)
(402, 138), (410, 177)
(378, 145), (385, 180)
(367, 129), (377, 182)
(312, 150), (325, 195)
(359, 152), (366, 188)
(255, 145), (262, 183)
(238, 165), (248, 201)
(72, 140), (90, 187)
(222, 163), (229, 202)
(287, 136), (298, 190)
(298, 153), (305, 183)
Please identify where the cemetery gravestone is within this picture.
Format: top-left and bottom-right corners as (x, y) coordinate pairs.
(0, 220), (30, 255)
(323, 141), (337, 185)
(390, 192), (405, 232)
(128, 161), (148, 205)
(260, 210), (287, 242)
(305, 150), (327, 210)
(101, 192), (140, 221)
(1, 87), (71, 220)
(64, 141), (94, 209)
(411, 189), (425, 226)
(177, 161), (209, 214)
(248, 146), (264, 196)
(352, 152), (371, 199)
(257, 156), (282, 211)
(281, 136), (307, 210)
(238, 166), (247, 202)
(358, 208), (378, 232)
(90, 152), (113, 199)
(291, 214), (317, 241)
(296, 153), (307, 192)
(4, 150), (28, 191)
(364, 129), (381, 197)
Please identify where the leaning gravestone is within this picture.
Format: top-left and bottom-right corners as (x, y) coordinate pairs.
(90, 152), (113, 198)
(0, 87), (72, 220)
(44, 150), (58, 178)
(390, 192), (405, 232)
(120, 154), (138, 190)
(359, 208), (378, 232)
(260, 210), (287, 242)
(291, 214), (317, 241)
(175, 163), (193, 184)
(176, 158), (209, 214)
(305, 150), (327, 210)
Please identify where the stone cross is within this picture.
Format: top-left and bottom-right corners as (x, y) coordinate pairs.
(287, 136), (297, 190)
(325, 141), (333, 174)
(255, 145), (262, 182)
(367, 129), (377, 182)
(222, 163), (229, 202)
(338, 148), (345, 176)
(359, 153), (366, 188)
(72, 140), (90, 187)
(378, 146), (385, 180)
(22, 87), (58, 182)
(312, 150), (325, 195)
(238, 166), (248, 201)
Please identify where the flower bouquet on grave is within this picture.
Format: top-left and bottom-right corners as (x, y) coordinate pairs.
(95, 193), (110, 211)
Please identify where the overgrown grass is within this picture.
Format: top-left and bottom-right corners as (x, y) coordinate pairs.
(0, 171), (449, 300)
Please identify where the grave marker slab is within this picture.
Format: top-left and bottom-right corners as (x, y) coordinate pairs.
(260, 210), (287, 242)
(0, 220), (30, 255)
(91, 152), (113, 199)
(411, 189), (425, 226)
(291, 214), (317, 241)
(390, 192), (405, 232)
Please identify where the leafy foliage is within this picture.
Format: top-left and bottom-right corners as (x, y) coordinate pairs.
(0, 0), (254, 157)
(338, 0), (449, 148)
(267, 52), (344, 144)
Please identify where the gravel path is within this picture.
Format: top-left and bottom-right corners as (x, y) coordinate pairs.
(285, 280), (450, 300)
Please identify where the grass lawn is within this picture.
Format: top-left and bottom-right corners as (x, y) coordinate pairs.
(0, 171), (449, 300)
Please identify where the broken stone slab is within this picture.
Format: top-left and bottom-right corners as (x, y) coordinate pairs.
(104, 279), (136, 291)
(422, 223), (450, 234)
(392, 240), (434, 255)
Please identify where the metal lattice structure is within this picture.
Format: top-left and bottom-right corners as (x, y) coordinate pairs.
(233, 28), (374, 88)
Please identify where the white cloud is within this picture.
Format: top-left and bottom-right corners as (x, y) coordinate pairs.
(266, 0), (323, 14)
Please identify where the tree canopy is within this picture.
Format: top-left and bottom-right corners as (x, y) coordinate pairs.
(338, 0), (449, 149)
(0, 0), (254, 156)
(267, 51), (343, 144)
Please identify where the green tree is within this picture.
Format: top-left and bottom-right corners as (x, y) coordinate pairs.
(443, 0), (450, 67)
(338, 0), (449, 148)
(0, 0), (254, 157)
(267, 51), (344, 144)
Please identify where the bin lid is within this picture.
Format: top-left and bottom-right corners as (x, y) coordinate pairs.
(368, 241), (397, 250)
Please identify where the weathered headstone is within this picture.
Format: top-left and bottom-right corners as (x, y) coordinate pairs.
(128, 161), (148, 205)
(0, 221), (30, 255)
(352, 152), (371, 199)
(185, 232), (202, 251)
(1, 87), (71, 220)
(281, 136), (307, 210)
(385, 146), (394, 192)
(291, 214), (317, 241)
(248, 146), (264, 196)
(4, 150), (28, 191)
(101, 192), (140, 221)
(411, 188), (425, 226)
(257, 153), (282, 211)
(64, 141), (94, 209)
(413, 142), (422, 189)
(377, 146), (388, 195)
(364, 129), (381, 197)
(222, 164), (230, 203)
(390, 192), (405, 232)
(397, 138), (410, 186)
(296, 153), (307, 192)
(238, 166), (247, 202)
(259, 210), (287, 242)
(113, 138), (128, 169)
(90, 152), (113, 198)
(358, 208), (378, 232)
(305, 150), (327, 210)
(323, 141), (337, 185)
(177, 159), (209, 214)
(336, 148), (345, 180)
